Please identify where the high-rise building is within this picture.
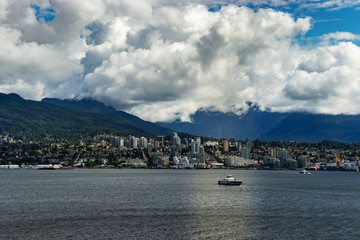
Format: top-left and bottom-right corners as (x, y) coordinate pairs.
(237, 141), (242, 152)
(111, 137), (123, 147)
(199, 146), (204, 156)
(139, 137), (148, 149)
(130, 136), (139, 149)
(297, 156), (307, 168)
(223, 139), (229, 152)
(191, 139), (199, 157)
(119, 138), (124, 148)
(183, 138), (189, 148)
(196, 137), (201, 146)
(172, 132), (181, 146)
(279, 149), (289, 166)
(154, 141), (160, 149)
(240, 148), (250, 159)
(246, 140), (253, 151)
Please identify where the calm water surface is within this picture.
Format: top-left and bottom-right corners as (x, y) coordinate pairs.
(1, 169), (360, 239)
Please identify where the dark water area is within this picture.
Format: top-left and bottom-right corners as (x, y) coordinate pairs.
(1, 169), (360, 239)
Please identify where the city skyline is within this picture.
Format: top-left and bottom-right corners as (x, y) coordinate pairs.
(1, 1), (360, 122)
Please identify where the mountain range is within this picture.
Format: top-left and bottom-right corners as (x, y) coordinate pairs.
(2, 92), (360, 143)
(41, 98), (172, 136)
(0, 93), (171, 140)
(42, 97), (360, 143)
(159, 109), (360, 143)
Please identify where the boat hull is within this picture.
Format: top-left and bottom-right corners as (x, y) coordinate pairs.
(218, 180), (242, 186)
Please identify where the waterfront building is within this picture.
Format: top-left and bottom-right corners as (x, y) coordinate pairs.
(273, 159), (281, 168)
(240, 147), (250, 159)
(297, 156), (307, 168)
(286, 158), (297, 169)
(227, 155), (246, 166)
(180, 156), (191, 168)
(173, 156), (180, 165)
(263, 157), (281, 168)
(279, 149), (289, 166)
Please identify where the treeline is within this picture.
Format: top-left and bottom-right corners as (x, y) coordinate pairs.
(0, 93), (154, 141)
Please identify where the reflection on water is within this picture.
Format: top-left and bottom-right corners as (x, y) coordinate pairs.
(1, 169), (360, 239)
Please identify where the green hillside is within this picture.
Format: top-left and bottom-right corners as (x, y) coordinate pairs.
(42, 98), (173, 136)
(0, 93), (152, 141)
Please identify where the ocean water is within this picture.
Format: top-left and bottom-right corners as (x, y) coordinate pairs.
(1, 169), (360, 240)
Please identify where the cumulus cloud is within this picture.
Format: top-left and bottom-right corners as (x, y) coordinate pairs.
(321, 31), (360, 44)
(1, 0), (360, 122)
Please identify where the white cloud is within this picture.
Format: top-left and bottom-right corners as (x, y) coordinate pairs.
(321, 31), (360, 44)
(0, 79), (46, 100)
(1, 1), (360, 122)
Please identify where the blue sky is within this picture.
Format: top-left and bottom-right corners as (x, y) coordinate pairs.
(31, 4), (56, 22)
(236, 1), (360, 44)
(305, 7), (360, 37)
(2, 0), (360, 122)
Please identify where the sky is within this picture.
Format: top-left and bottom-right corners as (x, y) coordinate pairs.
(1, 0), (360, 122)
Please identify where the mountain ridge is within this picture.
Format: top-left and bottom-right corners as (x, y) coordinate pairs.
(41, 98), (173, 136)
(3, 92), (360, 143)
(0, 93), (156, 140)
(158, 109), (360, 143)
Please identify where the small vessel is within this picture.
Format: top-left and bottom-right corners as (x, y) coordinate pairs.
(299, 169), (311, 174)
(218, 175), (242, 186)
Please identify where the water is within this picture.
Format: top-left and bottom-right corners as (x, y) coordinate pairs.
(1, 169), (360, 239)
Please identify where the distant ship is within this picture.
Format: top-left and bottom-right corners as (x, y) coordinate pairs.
(218, 175), (242, 186)
(299, 169), (311, 174)
(37, 164), (73, 170)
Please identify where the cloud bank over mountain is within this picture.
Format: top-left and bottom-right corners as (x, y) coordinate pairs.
(1, 0), (360, 122)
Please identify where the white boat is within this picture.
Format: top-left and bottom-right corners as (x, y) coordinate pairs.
(299, 169), (311, 174)
(218, 175), (242, 185)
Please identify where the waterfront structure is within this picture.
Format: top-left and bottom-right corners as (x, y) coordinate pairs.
(240, 148), (250, 160)
(227, 155), (246, 166)
(279, 149), (289, 166)
(4, 131), (360, 171)
(263, 157), (281, 168)
(286, 158), (297, 169)
(297, 156), (307, 168)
